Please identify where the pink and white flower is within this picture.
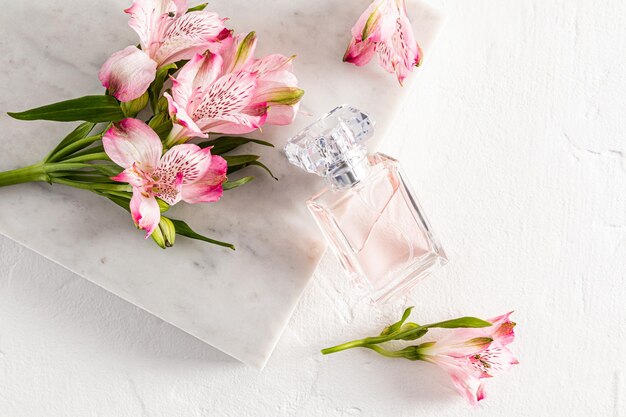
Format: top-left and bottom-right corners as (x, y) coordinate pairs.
(103, 118), (227, 237)
(417, 313), (519, 406)
(344, 0), (423, 85)
(99, 0), (230, 102)
(164, 32), (303, 145)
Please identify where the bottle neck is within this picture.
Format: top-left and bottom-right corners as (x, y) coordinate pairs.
(328, 156), (371, 189)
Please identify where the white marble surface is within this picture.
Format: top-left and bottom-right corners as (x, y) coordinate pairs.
(0, 0), (443, 368)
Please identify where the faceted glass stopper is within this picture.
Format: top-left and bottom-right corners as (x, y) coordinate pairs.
(285, 105), (375, 178)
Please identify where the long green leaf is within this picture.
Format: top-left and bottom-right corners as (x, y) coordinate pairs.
(70, 145), (105, 159)
(198, 136), (274, 155)
(8, 95), (125, 123)
(169, 219), (235, 250)
(46, 122), (95, 162)
(223, 154), (260, 167)
(425, 317), (492, 329)
(223, 176), (254, 190)
(48, 134), (102, 162)
(247, 160), (278, 180)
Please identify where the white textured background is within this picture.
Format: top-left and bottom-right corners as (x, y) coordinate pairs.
(1, 0), (625, 416)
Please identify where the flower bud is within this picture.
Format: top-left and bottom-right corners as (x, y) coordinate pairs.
(150, 217), (176, 249)
(157, 198), (169, 213)
(121, 91), (149, 117)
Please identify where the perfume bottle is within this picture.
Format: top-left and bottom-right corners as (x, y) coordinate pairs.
(285, 105), (447, 303)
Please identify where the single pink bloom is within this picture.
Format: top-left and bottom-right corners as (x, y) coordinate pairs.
(103, 118), (227, 237)
(99, 0), (230, 102)
(417, 313), (519, 406)
(344, 0), (423, 85)
(164, 32), (303, 144)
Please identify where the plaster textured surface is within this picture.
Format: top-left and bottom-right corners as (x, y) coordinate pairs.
(1, 0), (625, 415)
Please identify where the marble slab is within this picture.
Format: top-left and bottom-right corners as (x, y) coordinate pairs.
(0, 0), (443, 368)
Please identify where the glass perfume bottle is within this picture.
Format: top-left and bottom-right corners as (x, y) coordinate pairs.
(285, 105), (447, 303)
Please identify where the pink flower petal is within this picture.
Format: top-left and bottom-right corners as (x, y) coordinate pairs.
(125, 0), (182, 52)
(153, 144), (213, 204)
(198, 112), (266, 135)
(172, 53), (224, 113)
(220, 32), (258, 73)
(164, 92), (207, 139)
(130, 189), (161, 238)
(98, 46), (157, 102)
(191, 70), (259, 131)
(181, 154), (227, 204)
(249, 54), (294, 75)
(103, 118), (163, 170)
(111, 168), (144, 187)
(153, 11), (228, 65)
(344, 0), (422, 84)
(351, 0), (385, 41)
(266, 103), (298, 126)
(343, 38), (377, 66)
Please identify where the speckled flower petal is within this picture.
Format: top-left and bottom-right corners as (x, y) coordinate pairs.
(125, 0), (183, 51)
(181, 154), (227, 203)
(153, 144), (213, 204)
(153, 11), (229, 65)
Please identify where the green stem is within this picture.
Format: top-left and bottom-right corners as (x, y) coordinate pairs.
(0, 162), (48, 187)
(365, 345), (407, 359)
(60, 152), (110, 164)
(321, 325), (427, 355)
(47, 134), (101, 162)
(50, 177), (130, 192)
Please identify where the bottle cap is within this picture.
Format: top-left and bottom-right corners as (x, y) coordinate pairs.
(285, 105), (375, 187)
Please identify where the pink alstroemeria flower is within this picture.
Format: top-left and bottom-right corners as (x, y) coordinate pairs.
(417, 313), (519, 406)
(99, 0), (230, 102)
(103, 118), (227, 236)
(344, 0), (423, 85)
(164, 32), (303, 145)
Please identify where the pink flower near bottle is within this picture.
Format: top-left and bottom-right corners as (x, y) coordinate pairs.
(344, 0), (423, 85)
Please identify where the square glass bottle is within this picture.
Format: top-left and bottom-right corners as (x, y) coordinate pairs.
(285, 106), (447, 303)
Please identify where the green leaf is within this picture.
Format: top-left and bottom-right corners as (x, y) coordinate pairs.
(187, 3), (207, 12)
(105, 194), (131, 211)
(148, 112), (173, 141)
(8, 95), (125, 123)
(223, 154), (260, 167)
(425, 317), (493, 329)
(169, 219), (235, 250)
(47, 134), (103, 162)
(223, 176), (254, 190)
(247, 160), (278, 180)
(149, 63), (177, 113)
(381, 307), (414, 336)
(46, 122), (96, 162)
(68, 145), (105, 159)
(198, 136), (274, 155)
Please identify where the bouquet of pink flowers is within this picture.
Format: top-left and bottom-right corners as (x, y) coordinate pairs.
(0, 0), (303, 249)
